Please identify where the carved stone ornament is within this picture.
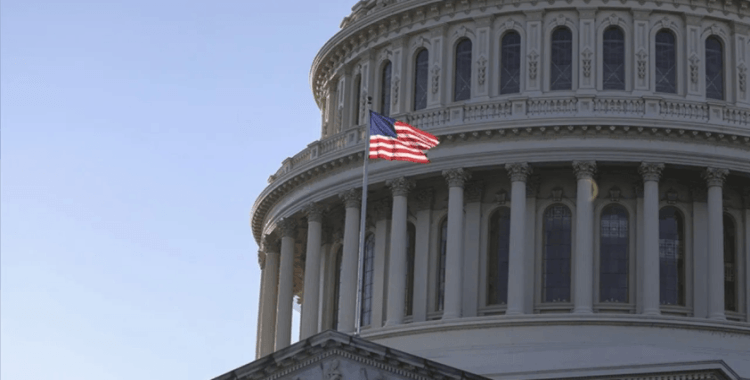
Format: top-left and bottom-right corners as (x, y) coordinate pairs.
(572, 160), (597, 179)
(495, 189), (508, 205)
(505, 162), (532, 182)
(443, 168), (471, 188)
(477, 55), (488, 85)
(639, 162), (665, 182)
(689, 54), (700, 84)
(413, 188), (434, 211)
(303, 202), (326, 223)
(609, 186), (622, 202)
(636, 50), (648, 79)
(372, 198), (393, 220)
(608, 13), (620, 25)
(703, 167), (730, 188)
(325, 359), (342, 380)
(527, 51), (539, 80)
(386, 177), (416, 197)
(665, 188), (679, 204)
(739, 63), (747, 93)
(339, 188), (362, 208)
(464, 181), (484, 202)
(431, 65), (441, 94)
(359, 90), (369, 124)
(257, 250), (266, 270)
(261, 233), (280, 253)
(581, 48), (593, 78)
(392, 76), (400, 105)
(551, 187), (564, 201)
(277, 217), (297, 238)
(555, 14), (567, 26)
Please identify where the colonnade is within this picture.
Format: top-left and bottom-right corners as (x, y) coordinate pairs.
(255, 162), (732, 357)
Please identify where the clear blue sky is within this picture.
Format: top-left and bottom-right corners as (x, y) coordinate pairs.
(1, 1), (354, 379)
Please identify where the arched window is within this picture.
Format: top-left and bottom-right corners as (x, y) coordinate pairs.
(724, 214), (737, 312)
(405, 223), (416, 316)
(655, 30), (676, 93)
(543, 204), (572, 302)
(705, 36), (724, 100)
(500, 32), (521, 94)
(437, 218), (448, 311)
(602, 27), (625, 90)
(360, 234), (376, 326)
(550, 28), (573, 91)
(414, 49), (429, 111)
(659, 207), (685, 306)
(332, 246), (343, 329)
(353, 74), (362, 125)
(600, 204), (629, 303)
(454, 39), (472, 101)
(487, 207), (511, 305)
(380, 61), (392, 116)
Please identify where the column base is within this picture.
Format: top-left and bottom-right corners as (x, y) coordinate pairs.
(642, 309), (661, 317)
(708, 313), (727, 321)
(383, 320), (403, 327)
(573, 307), (594, 314)
(441, 312), (460, 320)
(505, 309), (524, 316)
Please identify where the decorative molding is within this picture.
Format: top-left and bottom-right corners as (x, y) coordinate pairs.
(495, 189), (509, 205)
(443, 168), (471, 188)
(303, 202), (326, 223)
(702, 167), (730, 187)
(639, 162), (665, 182)
(526, 175), (541, 197)
(572, 160), (597, 179)
(464, 181), (484, 202)
(372, 198), (393, 220)
(527, 50), (539, 80)
(664, 187), (680, 204)
(739, 63), (747, 93)
(392, 76), (400, 105)
(278, 218), (297, 238)
(477, 55), (488, 85)
(506, 162), (532, 182)
(609, 186), (622, 202)
(386, 176), (416, 196)
(690, 185), (708, 202)
(413, 188), (434, 211)
(689, 54), (701, 84)
(431, 65), (441, 94)
(551, 186), (564, 201)
(257, 250), (266, 270)
(581, 48), (593, 78)
(636, 49), (648, 79)
(339, 188), (362, 208)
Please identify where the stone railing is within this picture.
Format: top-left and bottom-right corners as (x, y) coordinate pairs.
(266, 97), (749, 184)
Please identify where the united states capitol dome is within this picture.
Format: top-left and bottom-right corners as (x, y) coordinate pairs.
(219, 1), (750, 379)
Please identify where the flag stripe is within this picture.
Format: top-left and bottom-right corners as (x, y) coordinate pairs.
(368, 111), (439, 164)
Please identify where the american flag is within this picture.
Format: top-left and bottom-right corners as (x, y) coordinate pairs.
(369, 111), (439, 164)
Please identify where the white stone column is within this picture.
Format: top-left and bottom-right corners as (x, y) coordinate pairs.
(412, 189), (434, 322)
(385, 177), (415, 326)
(338, 189), (361, 333)
(639, 162), (665, 316)
(442, 169), (470, 320)
(258, 236), (279, 357)
(505, 163), (532, 316)
(275, 218), (296, 350)
(573, 161), (597, 314)
(300, 203), (325, 339)
(704, 167), (730, 321)
(371, 199), (392, 329)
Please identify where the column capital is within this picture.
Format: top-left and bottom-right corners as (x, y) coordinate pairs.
(572, 161), (597, 180)
(639, 162), (665, 182)
(386, 177), (416, 197)
(261, 234), (281, 253)
(443, 168), (471, 188)
(505, 162), (532, 182)
(413, 188), (434, 211)
(339, 188), (362, 208)
(703, 167), (730, 188)
(277, 218), (297, 238)
(303, 202), (326, 223)
(258, 250), (266, 270)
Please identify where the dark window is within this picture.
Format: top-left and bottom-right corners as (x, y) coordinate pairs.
(381, 61), (392, 115)
(655, 30), (676, 93)
(500, 32), (521, 94)
(705, 36), (724, 100)
(353, 74), (362, 125)
(454, 39), (472, 101)
(550, 28), (573, 90)
(488, 208), (511, 305)
(332, 246), (343, 329)
(437, 219), (448, 311)
(659, 207), (685, 306)
(600, 204), (629, 303)
(360, 234), (375, 326)
(724, 214), (737, 312)
(414, 49), (429, 110)
(602, 27), (625, 90)
(543, 204), (572, 302)
(405, 223), (416, 316)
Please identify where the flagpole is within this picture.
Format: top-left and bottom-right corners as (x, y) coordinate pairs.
(354, 97), (372, 337)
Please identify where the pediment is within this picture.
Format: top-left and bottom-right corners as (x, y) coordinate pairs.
(212, 330), (488, 380)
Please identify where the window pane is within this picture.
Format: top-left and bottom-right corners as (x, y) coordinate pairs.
(602, 27), (625, 90)
(705, 36), (724, 100)
(655, 30), (676, 93)
(405, 223), (416, 316)
(438, 219), (448, 310)
(488, 208), (511, 305)
(600, 204), (629, 303)
(543, 204), (572, 302)
(381, 61), (392, 116)
(454, 39), (472, 101)
(550, 28), (573, 90)
(724, 214), (737, 311)
(414, 49), (429, 110)
(360, 234), (376, 326)
(333, 247), (343, 329)
(659, 207), (685, 306)
(500, 32), (521, 94)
